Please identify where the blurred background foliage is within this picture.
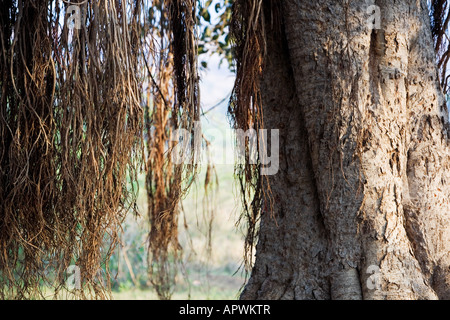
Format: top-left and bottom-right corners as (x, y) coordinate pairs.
(108, 0), (243, 299)
(198, 0), (234, 70)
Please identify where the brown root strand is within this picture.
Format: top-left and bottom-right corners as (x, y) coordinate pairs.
(0, 0), (143, 299)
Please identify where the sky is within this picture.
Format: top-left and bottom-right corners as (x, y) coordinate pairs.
(197, 53), (237, 166)
(199, 54), (235, 116)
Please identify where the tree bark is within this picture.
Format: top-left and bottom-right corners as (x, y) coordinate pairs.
(241, 0), (450, 300)
(240, 19), (330, 300)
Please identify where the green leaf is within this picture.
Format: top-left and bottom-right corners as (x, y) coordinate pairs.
(200, 8), (211, 23)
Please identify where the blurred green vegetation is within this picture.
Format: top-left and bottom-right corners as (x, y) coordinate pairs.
(109, 107), (246, 300)
(198, 0), (234, 70)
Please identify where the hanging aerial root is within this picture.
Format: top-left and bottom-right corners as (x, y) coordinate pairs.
(430, 0), (450, 93)
(228, 0), (281, 274)
(144, 0), (201, 300)
(0, 0), (143, 299)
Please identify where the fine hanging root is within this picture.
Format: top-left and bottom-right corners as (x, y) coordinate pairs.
(0, 1), (143, 299)
(0, 0), (213, 300)
(202, 139), (219, 259)
(430, 0), (450, 93)
(228, 0), (280, 276)
(228, 0), (265, 276)
(144, 0), (201, 300)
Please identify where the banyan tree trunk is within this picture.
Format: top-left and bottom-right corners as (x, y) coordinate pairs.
(240, 0), (450, 300)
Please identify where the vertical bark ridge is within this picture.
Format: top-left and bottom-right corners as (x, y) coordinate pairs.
(404, 0), (450, 300)
(356, 0), (437, 299)
(240, 8), (329, 300)
(283, 0), (366, 299)
(283, 0), (441, 299)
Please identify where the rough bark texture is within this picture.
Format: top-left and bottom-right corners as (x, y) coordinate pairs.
(241, 0), (450, 300)
(240, 21), (329, 300)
